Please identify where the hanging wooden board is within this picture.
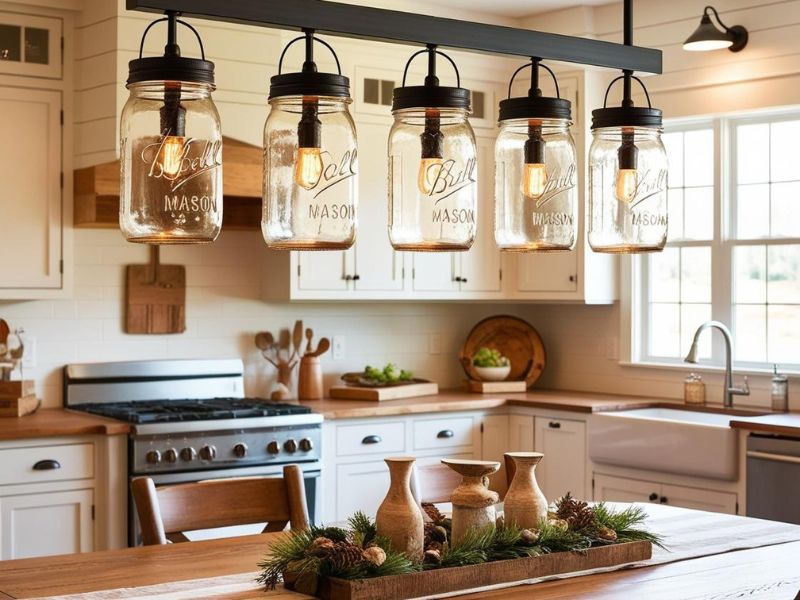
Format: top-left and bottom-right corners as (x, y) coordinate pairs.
(459, 315), (546, 388)
(125, 246), (186, 334)
(318, 540), (651, 600)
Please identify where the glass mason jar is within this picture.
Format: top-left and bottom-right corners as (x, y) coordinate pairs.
(388, 107), (477, 251)
(495, 118), (577, 251)
(588, 125), (668, 252)
(120, 80), (222, 244)
(262, 95), (357, 250)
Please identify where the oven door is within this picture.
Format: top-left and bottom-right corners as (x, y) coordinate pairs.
(129, 462), (321, 546)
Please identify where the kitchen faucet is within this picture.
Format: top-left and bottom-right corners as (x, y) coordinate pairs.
(684, 320), (749, 408)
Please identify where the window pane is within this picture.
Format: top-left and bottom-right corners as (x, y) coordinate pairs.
(0, 25), (21, 62)
(24, 27), (48, 65)
(736, 123), (769, 184)
(667, 189), (684, 241)
(770, 120), (800, 182)
(736, 184), (770, 239)
(663, 132), (684, 188)
(768, 245), (800, 304)
(681, 304), (712, 359)
(684, 129), (713, 187)
(681, 247), (711, 302)
(683, 187), (713, 240)
(650, 303), (679, 357)
(768, 305), (800, 364)
(734, 245), (766, 303)
(650, 247), (679, 302)
(770, 182), (800, 238)
(735, 304), (766, 362)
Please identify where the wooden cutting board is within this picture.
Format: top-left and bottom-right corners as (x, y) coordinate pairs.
(329, 381), (439, 401)
(126, 246), (185, 334)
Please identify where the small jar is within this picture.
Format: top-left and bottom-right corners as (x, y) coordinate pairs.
(495, 118), (577, 251)
(588, 125), (668, 253)
(262, 95), (357, 250)
(771, 365), (789, 412)
(684, 373), (705, 405)
(120, 20), (222, 244)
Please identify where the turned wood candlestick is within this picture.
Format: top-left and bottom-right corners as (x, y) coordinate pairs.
(441, 458), (500, 543)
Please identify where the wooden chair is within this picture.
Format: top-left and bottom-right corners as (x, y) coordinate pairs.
(131, 464), (309, 545)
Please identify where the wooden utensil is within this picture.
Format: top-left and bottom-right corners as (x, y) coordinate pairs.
(292, 320), (303, 358)
(126, 246), (186, 334)
(0, 320), (9, 348)
(255, 332), (272, 351)
(309, 337), (330, 357)
(305, 328), (314, 353)
(459, 315), (545, 387)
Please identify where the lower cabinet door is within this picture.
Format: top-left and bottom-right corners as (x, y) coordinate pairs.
(661, 483), (737, 515)
(534, 417), (586, 500)
(335, 461), (393, 522)
(0, 488), (94, 559)
(593, 473), (660, 504)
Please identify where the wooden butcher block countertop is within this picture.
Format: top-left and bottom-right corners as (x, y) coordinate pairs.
(730, 413), (800, 437)
(301, 388), (676, 419)
(0, 408), (130, 441)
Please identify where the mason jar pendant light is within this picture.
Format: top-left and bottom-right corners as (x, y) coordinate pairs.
(120, 12), (222, 244)
(388, 45), (477, 251)
(262, 29), (357, 250)
(495, 58), (577, 252)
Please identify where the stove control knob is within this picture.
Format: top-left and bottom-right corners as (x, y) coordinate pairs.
(199, 445), (217, 461)
(145, 450), (162, 464)
(164, 448), (178, 463)
(267, 440), (281, 455)
(233, 443), (248, 458)
(180, 447), (197, 462)
(299, 438), (314, 452)
(284, 438), (298, 453)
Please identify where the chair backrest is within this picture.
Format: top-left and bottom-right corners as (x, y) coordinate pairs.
(410, 463), (464, 504)
(131, 464), (309, 545)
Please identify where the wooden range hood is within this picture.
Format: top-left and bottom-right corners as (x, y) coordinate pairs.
(74, 137), (262, 229)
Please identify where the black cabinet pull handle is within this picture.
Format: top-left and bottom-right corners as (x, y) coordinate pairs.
(548, 421), (561, 429)
(353, 274), (360, 281)
(437, 429), (454, 439)
(648, 492), (658, 502)
(660, 496), (668, 504)
(33, 459), (61, 471)
(453, 276), (462, 282)
(461, 278), (468, 283)
(361, 435), (382, 445)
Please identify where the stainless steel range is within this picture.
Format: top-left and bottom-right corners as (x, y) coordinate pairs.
(63, 359), (323, 544)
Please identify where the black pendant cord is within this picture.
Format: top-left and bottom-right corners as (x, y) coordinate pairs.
(622, 0), (633, 109)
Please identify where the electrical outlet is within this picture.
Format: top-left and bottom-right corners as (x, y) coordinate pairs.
(429, 333), (442, 355)
(606, 337), (619, 360)
(20, 334), (36, 369)
(332, 336), (345, 360)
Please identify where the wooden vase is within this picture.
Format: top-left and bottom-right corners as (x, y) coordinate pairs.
(376, 457), (424, 560)
(441, 459), (500, 543)
(503, 452), (548, 529)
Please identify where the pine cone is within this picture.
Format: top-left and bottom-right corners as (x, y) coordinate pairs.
(425, 540), (443, 553)
(422, 502), (445, 523)
(327, 541), (365, 573)
(311, 536), (335, 556)
(596, 526), (618, 542)
(362, 545), (386, 566)
(556, 493), (597, 531)
(520, 529), (539, 545)
(423, 549), (442, 565)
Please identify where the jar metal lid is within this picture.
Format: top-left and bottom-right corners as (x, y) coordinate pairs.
(269, 71), (351, 99)
(591, 106), (663, 130)
(499, 96), (571, 122)
(391, 85), (471, 112)
(127, 56), (215, 86)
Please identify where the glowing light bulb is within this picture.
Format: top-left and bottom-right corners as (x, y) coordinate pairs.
(522, 163), (547, 200)
(157, 135), (185, 177)
(417, 157), (443, 195)
(294, 147), (324, 190)
(615, 168), (639, 203)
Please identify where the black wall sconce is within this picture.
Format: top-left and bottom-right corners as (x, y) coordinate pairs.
(683, 6), (748, 52)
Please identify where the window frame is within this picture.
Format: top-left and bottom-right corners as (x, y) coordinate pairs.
(630, 111), (800, 374)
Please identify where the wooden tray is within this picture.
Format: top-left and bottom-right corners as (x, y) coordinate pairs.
(0, 380), (35, 399)
(0, 395), (39, 418)
(329, 382), (438, 401)
(459, 315), (545, 387)
(467, 379), (527, 394)
(318, 540), (651, 600)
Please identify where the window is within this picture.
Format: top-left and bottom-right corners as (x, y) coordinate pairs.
(636, 112), (800, 371)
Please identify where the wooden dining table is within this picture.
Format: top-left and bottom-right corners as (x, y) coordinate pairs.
(0, 505), (799, 599)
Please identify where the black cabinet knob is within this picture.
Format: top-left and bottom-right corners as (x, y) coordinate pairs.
(437, 429), (454, 439)
(33, 459), (61, 471)
(648, 492), (658, 502)
(361, 435), (382, 445)
(461, 278), (468, 283)
(548, 421), (561, 429)
(353, 274), (360, 281)
(344, 274), (353, 281)
(660, 496), (668, 504)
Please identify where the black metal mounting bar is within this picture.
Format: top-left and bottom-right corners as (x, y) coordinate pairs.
(126, 0), (662, 74)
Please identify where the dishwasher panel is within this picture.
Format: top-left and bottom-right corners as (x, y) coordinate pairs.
(746, 434), (800, 524)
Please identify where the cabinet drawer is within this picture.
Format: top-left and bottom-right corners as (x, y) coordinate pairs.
(0, 443), (94, 485)
(336, 422), (405, 457)
(413, 416), (474, 451)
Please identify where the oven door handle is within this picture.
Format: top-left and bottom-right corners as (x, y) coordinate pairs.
(747, 450), (800, 465)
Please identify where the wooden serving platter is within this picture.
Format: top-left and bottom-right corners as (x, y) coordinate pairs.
(329, 382), (439, 401)
(467, 380), (527, 393)
(318, 540), (651, 600)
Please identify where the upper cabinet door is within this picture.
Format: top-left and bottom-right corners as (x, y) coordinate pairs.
(0, 12), (62, 79)
(297, 249), (354, 292)
(412, 252), (458, 292)
(353, 121), (404, 291)
(516, 251), (579, 293)
(0, 86), (62, 290)
(459, 135), (501, 293)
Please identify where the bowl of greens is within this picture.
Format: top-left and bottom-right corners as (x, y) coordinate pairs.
(341, 363), (417, 387)
(472, 347), (511, 381)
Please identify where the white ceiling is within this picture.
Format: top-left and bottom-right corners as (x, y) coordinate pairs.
(430, 0), (611, 18)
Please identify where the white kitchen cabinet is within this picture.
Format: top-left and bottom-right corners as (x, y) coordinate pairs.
(516, 253), (578, 293)
(593, 473), (738, 515)
(297, 250), (351, 292)
(0, 488), (94, 559)
(507, 415), (535, 452)
(0, 85), (63, 294)
(534, 416), (586, 500)
(335, 460), (394, 521)
(480, 414), (509, 494)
